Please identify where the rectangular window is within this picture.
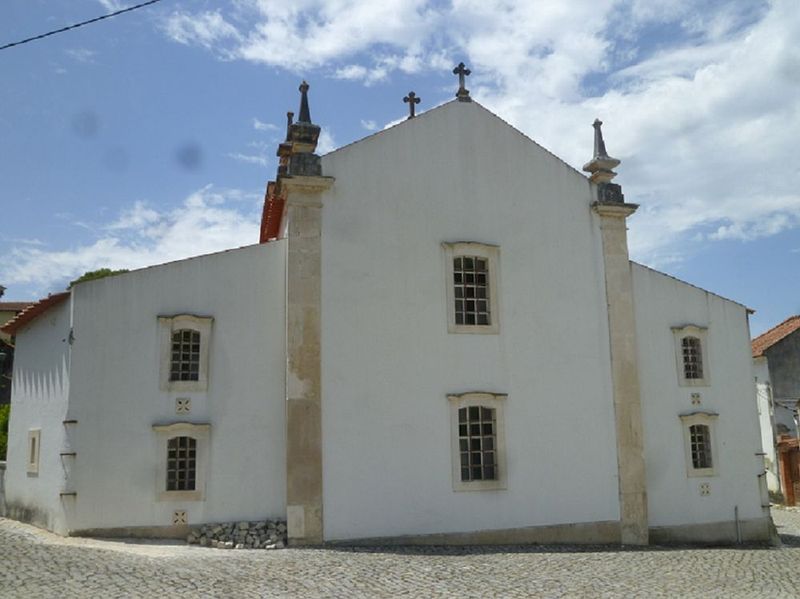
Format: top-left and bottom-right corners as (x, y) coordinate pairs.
(158, 315), (213, 392)
(680, 412), (717, 477)
(453, 257), (491, 326)
(449, 392), (507, 491)
(672, 325), (709, 386)
(458, 406), (497, 481)
(689, 424), (712, 469)
(170, 330), (201, 382)
(682, 337), (704, 380)
(153, 422), (210, 501)
(443, 243), (500, 334)
(26, 429), (41, 475)
(167, 436), (197, 491)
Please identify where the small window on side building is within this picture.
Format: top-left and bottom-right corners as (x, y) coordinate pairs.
(27, 429), (41, 475)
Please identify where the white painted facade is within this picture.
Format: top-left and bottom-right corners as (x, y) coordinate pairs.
(319, 101), (621, 540)
(632, 263), (771, 535)
(5, 243), (287, 534)
(753, 356), (780, 492)
(5, 300), (71, 533)
(3, 98), (771, 544)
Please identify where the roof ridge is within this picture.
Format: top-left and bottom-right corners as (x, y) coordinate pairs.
(1, 292), (70, 336)
(751, 314), (800, 357)
(630, 260), (751, 311)
(322, 99), (590, 181)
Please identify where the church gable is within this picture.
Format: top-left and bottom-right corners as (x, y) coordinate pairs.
(323, 99), (591, 207)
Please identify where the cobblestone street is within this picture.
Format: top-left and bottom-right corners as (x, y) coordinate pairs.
(2, 510), (800, 598)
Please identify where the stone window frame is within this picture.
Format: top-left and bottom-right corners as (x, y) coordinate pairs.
(153, 422), (210, 501)
(158, 314), (213, 392)
(679, 411), (718, 477)
(27, 429), (41, 475)
(448, 392), (507, 491)
(672, 325), (710, 387)
(443, 242), (501, 335)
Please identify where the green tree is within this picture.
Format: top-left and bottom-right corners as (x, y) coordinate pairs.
(0, 404), (9, 460)
(68, 268), (128, 288)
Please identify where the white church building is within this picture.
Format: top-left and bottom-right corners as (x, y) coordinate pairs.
(2, 73), (773, 545)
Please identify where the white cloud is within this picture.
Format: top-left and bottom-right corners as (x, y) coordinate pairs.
(227, 152), (269, 167)
(360, 119), (377, 131)
(65, 48), (96, 63)
(253, 118), (278, 132)
(156, 0), (800, 267)
(163, 11), (240, 50)
(0, 187), (261, 293)
(96, 0), (125, 11)
(316, 128), (337, 154)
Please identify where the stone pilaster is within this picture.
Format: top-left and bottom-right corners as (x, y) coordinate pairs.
(594, 201), (648, 545)
(284, 176), (332, 546)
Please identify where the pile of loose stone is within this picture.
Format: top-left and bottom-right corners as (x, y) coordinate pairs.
(187, 520), (287, 550)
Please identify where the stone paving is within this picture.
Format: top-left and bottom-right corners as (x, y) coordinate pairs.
(2, 511), (800, 598)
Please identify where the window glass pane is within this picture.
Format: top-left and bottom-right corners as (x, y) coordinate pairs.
(169, 329), (202, 382)
(452, 254), (491, 327)
(457, 401), (500, 485)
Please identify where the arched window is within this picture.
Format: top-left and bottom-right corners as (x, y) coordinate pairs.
(167, 436), (197, 491)
(170, 329), (201, 381)
(679, 411), (717, 477)
(154, 422), (210, 501)
(448, 392), (507, 491)
(682, 336), (704, 380)
(672, 325), (709, 386)
(159, 314), (213, 391)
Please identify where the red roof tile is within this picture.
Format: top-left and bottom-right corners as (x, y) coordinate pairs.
(0, 302), (34, 312)
(752, 315), (800, 357)
(0, 292), (70, 336)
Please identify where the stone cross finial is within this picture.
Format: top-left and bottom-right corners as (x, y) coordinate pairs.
(298, 81), (311, 123)
(403, 91), (421, 119)
(453, 62), (472, 102)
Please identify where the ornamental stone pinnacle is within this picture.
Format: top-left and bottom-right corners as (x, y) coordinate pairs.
(453, 62), (472, 102)
(298, 81), (311, 123)
(583, 119), (625, 203)
(403, 91), (421, 119)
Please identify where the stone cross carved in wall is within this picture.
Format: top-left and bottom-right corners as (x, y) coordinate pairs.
(453, 62), (472, 102)
(403, 91), (421, 119)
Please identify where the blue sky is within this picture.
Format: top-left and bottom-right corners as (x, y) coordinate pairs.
(1, 0), (798, 336)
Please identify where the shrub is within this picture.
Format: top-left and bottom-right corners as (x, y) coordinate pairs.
(0, 404), (9, 460)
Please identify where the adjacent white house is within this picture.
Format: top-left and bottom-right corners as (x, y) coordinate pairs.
(2, 77), (773, 545)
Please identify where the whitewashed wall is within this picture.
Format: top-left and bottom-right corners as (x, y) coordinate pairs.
(65, 242), (286, 532)
(5, 300), (71, 534)
(753, 356), (780, 492)
(632, 263), (767, 529)
(319, 101), (621, 541)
